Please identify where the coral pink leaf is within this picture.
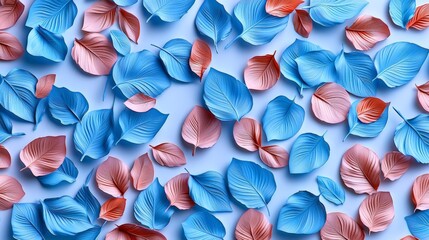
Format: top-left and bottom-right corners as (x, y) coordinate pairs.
(164, 173), (194, 210)
(72, 33), (117, 76)
(106, 223), (167, 240)
(311, 83), (351, 124)
(130, 153), (154, 191)
(233, 118), (262, 152)
(340, 144), (380, 194)
(150, 143), (186, 167)
(35, 74), (56, 99)
(265, 0), (304, 17)
(258, 145), (289, 168)
(124, 93), (156, 113)
(407, 4), (429, 30)
(82, 0), (117, 33)
(189, 39), (212, 80)
(181, 106), (221, 156)
(99, 197), (126, 221)
(416, 82), (429, 112)
(359, 191), (394, 233)
(293, 9), (313, 38)
(401, 236), (418, 240)
(0, 175), (25, 210)
(0, 145), (11, 169)
(345, 15), (390, 51)
(412, 173), (429, 211)
(235, 209), (272, 240)
(96, 156), (130, 197)
(381, 151), (412, 181)
(19, 136), (66, 176)
(0, 32), (23, 60)
(320, 212), (365, 240)
(357, 97), (389, 123)
(244, 52), (280, 91)
(118, 8), (140, 43)
(0, 0), (24, 30)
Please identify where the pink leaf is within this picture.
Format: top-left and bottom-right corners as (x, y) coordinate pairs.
(381, 151), (412, 181)
(0, 0), (24, 30)
(320, 212), (365, 240)
(150, 143), (186, 167)
(235, 209), (272, 240)
(0, 145), (11, 169)
(265, 0), (303, 17)
(35, 74), (56, 99)
(340, 144), (380, 194)
(293, 9), (313, 38)
(124, 93), (156, 113)
(0, 31), (23, 60)
(401, 236), (418, 240)
(0, 175), (25, 210)
(233, 118), (262, 152)
(258, 145), (289, 168)
(19, 136), (66, 176)
(118, 8), (140, 43)
(407, 4), (429, 30)
(416, 82), (429, 112)
(345, 15), (390, 51)
(189, 39), (212, 80)
(72, 33), (117, 76)
(130, 153), (154, 191)
(96, 156), (130, 197)
(106, 223), (166, 240)
(311, 82), (351, 124)
(359, 191), (394, 233)
(244, 52), (280, 91)
(164, 173), (194, 210)
(356, 97), (389, 123)
(412, 173), (429, 211)
(82, 0), (117, 33)
(99, 197), (126, 221)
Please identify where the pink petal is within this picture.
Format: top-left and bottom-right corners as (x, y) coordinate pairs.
(258, 145), (289, 168)
(320, 212), (365, 240)
(0, 175), (25, 210)
(124, 93), (156, 113)
(407, 4), (429, 30)
(346, 15), (390, 51)
(412, 173), (429, 211)
(82, 0), (117, 33)
(381, 151), (412, 181)
(35, 74), (56, 99)
(401, 236), (418, 240)
(164, 173), (194, 210)
(118, 8), (140, 43)
(99, 197), (126, 221)
(235, 209), (272, 240)
(106, 224), (166, 240)
(150, 143), (186, 167)
(189, 39), (212, 80)
(233, 118), (262, 152)
(357, 97), (389, 123)
(19, 136), (66, 176)
(96, 156), (130, 197)
(72, 33), (117, 76)
(0, 31), (23, 61)
(311, 82), (351, 124)
(0, 0), (24, 30)
(359, 191), (394, 233)
(130, 153), (154, 191)
(417, 82), (429, 112)
(293, 9), (313, 38)
(244, 51), (280, 91)
(265, 0), (303, 17)
(0, 145), (11, 169)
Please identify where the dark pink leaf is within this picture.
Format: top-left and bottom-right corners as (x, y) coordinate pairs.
(265, 0), (303, 17)
(106, 223), (166, 240)
(258, 145), (289, 168)
(164, 173), (194, 210)
(0, 145), (11, 169)
(345, 15), (390, 51)
(35, 74), (56, 99)
(130, 153), (154, 191)
(293, 9), (312, 38)
(320, 212), (365, 240)
(0, 31), (23, 60)
(235, 209), (272, 240)
(150, 143), (186, 167)
(189, 39), (211, 80)
(0, 0), (24, 30)
(233, 118), (262, 152)
(99, 197), (126, 221)
(124, 93), (156, 113)
(244, 52), (280, 91)
(0, 175), (25, 210)
(356, 97), (389, 123)
(359, 191), (394, 233)
(118, 8), (140, 43)
(96, 156), (130, 197)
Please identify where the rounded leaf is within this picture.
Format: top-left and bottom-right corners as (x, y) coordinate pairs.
(406, 4), (429, 30)
(357, 97), (389, 123)
(164, 173), (194, 210)
(311, 82), (350, 124)
(258, 145), (289, 168)
(96, 156), (130, 197)
(150, 143), (186, 167)
(244, 52), (280, 91)
(0, 145), (11, 169)
(381, 151), (412, 181)
(346, 15), (390, 51)
(82, 0), (117, 32)
(233, 118), (262, 152)
(189, 39), (212, 79)
(106, 224), (166, 240)
(412, 173), (429, 211)
(417, 82), (429, 112)
(35, 74), (56, 99)
(235, 209), (272, 240)
(0, 175), (25, 210)
(130, 153), (154, 191)
(358, 191), (394, 233)
(124, 93), (156, 113)
(289, 133), (330, 174)
(0, 0), (24, 30)
(320, 212), (364, 240)
(0, 32), (23, 60)
(99, 197), (126, 221)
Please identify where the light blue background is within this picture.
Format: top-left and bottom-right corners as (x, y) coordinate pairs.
(1, 0), (429, 239)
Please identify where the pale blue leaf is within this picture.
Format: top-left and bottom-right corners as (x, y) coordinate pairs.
(374, 42), (428, 88)
(12, 203), (45, 240)
(143, 0), (195, 23)
(134, 178), (174, 230)
(75, 186), (100, 224)
(316, 176), (345, 205)
(0, 111), (24, 143)
(289, 133), (330, 174)
(34, 98), (48, 130)
(389, 0), (416, 28)
(110, 30), (131, 56)
(309, 0), (368, 27)
(405, 210), (429, 240)
(277, 191), (326, 234)
(203, 68), (253, 121)
(114, 0), (137, 7)
(188, 170), (232, 212)
(38, 157), (78, 186)
(296, 50), (336, 87)
(262, 96), (304, 141)
(27, 26), (67, 62)
(48, 86), (89, 125)
(182, 212), (226, 240)
(26, 0), (77, 33)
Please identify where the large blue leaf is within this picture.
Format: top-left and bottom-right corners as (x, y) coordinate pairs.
(277, 191), (326, 234)
(26, 0), (77, 33)
(75, 185), (100, 224)
(195, 0), (232, 52)
(27, 26), (67, 62)
(38, 157), (78, 186)
(389, 0), (416, 28)
(262, 96), (304, 141)
(405, 210), (429, 240)
(112, 50), (171, 98)
(374, 42), (428, 88)
(110, 30), (131, 56)
(296, 50), (336, 87)
(48, 86), (89, 125)
(188, 170), (232, 212)
(116, 108), (168, 145)
(308, 0), (368, 27)
(289, 133), (330, 174)
(182, 212), (226, 240)
(0, 111), (24, 143)
(114, 0), (137, 7)
(203, 68), (253, 121)
(134, 178), (174, 230)
(225, 0), (289, 48)
(143, 0), (195, 23)
(316, 176), (345, 205)
(11, 203), (45, 240)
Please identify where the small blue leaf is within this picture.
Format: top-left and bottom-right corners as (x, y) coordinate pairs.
(110, 30), (131, 56)
(26, 0), (77, 33)
(114, 0), (137, 7)
(182, 212), (226, 240)
(75, 186), (101, 224)
(316, 176), (345, 205)
(38, 157), (78, 186)
(296, 50), (336, 87)
(289, 133), (330, 174)
(309, 0), (368, 27)
(48, 86), (89, 125)
(34, 98), (48, 130)
(143, 0), (195, 23)
(262, 96), (304, 141)
(389, 0), (416, 28)
(11, 203), (45, 240)
(405, 210), (429, 240)
(27, 26), (67, 62)
(0, 111), (24, 143)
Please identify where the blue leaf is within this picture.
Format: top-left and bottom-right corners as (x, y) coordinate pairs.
(153, 39), (197, 83)
(296, 50), (336, 87)
(110, 30), (131, 56)
(226, 0), (289, 48)
(309, 0), (368, 27)
(188, 170), (232, 212)
(73, 108), (114, 161)
(48, 86), (89, 125)
(116, 108), (168, 145)
(61, 226), (102, 240)
(405, 210), (429, 240)
(26, 26), (67, 62)
(195, 0), (232, 52)
(11, 203), (45, 240)
(335, 51), (377, 97)
(277, 191), (326, 234)
(143, 0), (195, 23)
(182, 212), (226, 240)
(374, 42), (428, 88)
(316, 176), (345, 205)
(75, 186), (100, 224)
(114, 0), (137, 7)
(0, 111), (24, 143)
(389, 0), (416, 28)
(112, 50), (171, 98)
(203, 68), (253, 121)
(289, 133), (330, 174)
(0, 69), (38, 122)
(227, 159), (276, 213)
(262, 96), (304, 141)
(34, 98), (48, 130)
(38, 157), (78, 186)
(26, 0), (77, 33)
(134, 178), (174, 230)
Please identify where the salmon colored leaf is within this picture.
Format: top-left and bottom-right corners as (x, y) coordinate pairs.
(0, 32), (23, 60)
(258, 145), (289, 168)
(340, 144), (380, 194)
(19, 136), (66, 177)
(412, 173), (429, 211)
(164, 173), (194, 210)
(359, 191), (394, 233)
(320, 212), (365, 240)
(106, 223), (167, 240)
(381, 151), (412, 181)
(407, 4), (429, 30)
(130, 153), (154, 191)
(0, 175), (24, 210)
(0, 145), (11, 169)
(235, 209), (272, 240)
(233, 118), (262, 152)
(401, 236), (418, 240)
(357, 97), (389, 123)
(293, 9), (312, 38)
(99, 197), (126, 221)
(0, 0), (24, 30)
(118, 8), (140, 43)
(346, 15), (390, 51)
(96, 156), (130, 197)
(189, 39), (212, 80)
(244, 52), (280, 91)
(150, 143), (186, 167)
(312, 83), (351, 124)
(265, 0), (304, 17)
(72, 33), (117, 76)
(417, 82), (429, 112)
(124, 93), (156, 113)
(82, 0), (117, 33)
(35, 74), (56, 99)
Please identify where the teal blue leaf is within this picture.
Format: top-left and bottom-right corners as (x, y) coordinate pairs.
(308, 0), (368, 27)
(203, 68), (253, 121)
(114, 0), (137, 7)
(389, 0), (416, 28)
(75, 185), (100, 224)
(110, 30), (131, 56)
(296, 50), (336, 87)
(143, 0), (195, 23)
(27, 26), (67, 62)
(48, 86), (89, 125)
(405, 210), (429, 240)
(34, 98), (48, 130)
(289, 133), (330, 174)
(262, 96), (304, 141)
(0, 111), (24, 143)
(277, 191), (326, 234)
(38, 157), (78, 186)
(182, 212), (226, 240)
(374, 42), (428, 88)
(316, 176), (345, 205)
(134, 178), (174, 230)
(26, 0), (77, 33)
(11, 203), (45, 240)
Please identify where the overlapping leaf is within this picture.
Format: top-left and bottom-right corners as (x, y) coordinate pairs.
(182, 212), (226, 240)
(143, 0), (195, 23)
(48, 86), (89, 125)
(235, 209), (272, 240)
(308, 0), (368, 27)
(289, 133), (330, 174)
(311, 83), (350, 124)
